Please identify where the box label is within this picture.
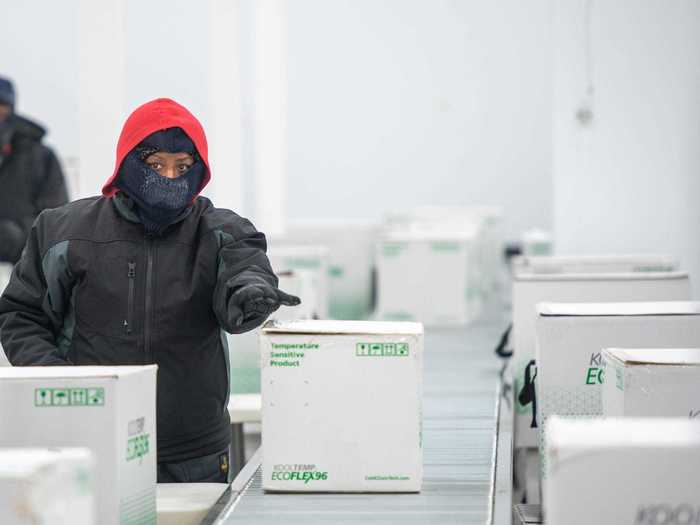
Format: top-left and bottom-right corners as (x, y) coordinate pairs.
(34, 387), (105, 407)
(271, 464), (328, 484)
(356, 342), (409, 357)
(269, 342), (319, 368)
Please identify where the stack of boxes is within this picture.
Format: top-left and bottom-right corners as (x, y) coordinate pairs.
(0, 366), (157, 525)
(534, 302), (700, 475)
(504, 252), (700, 523)
(271, 220), (378, 320)
(511, 269), (690, 449)
(375, 206), (504, 326)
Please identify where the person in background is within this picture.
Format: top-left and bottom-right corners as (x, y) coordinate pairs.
(0, 76), (68, 264)
(0, 98), (300, 482)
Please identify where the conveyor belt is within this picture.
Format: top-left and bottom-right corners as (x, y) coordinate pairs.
(204, 317), (512, 524)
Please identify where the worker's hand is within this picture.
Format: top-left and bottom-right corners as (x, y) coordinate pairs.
(227, 284), (301, 327)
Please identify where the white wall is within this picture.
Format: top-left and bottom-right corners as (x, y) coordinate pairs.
(1, 1), (80, 192)
(553, 0), (700, 296)
(284, 0), (553, 240)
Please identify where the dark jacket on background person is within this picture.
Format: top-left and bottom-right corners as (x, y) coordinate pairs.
(0, 114), (68, 263)
(0, 99), (279, 463)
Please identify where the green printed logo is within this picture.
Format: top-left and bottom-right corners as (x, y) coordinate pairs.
(126, 434), (150, 462)
(272, 464), (328, 484)
(356, 342), (409, 357)
(585, 353), (605, 385)
(35, 387), (104, 407)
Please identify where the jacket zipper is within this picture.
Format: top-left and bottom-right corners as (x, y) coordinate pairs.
(144, 238), (155, 363)
(124, 261), (136, 334)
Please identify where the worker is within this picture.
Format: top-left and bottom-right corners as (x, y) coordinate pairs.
(0, 76), (68, 264)
(0, 98), (300, 482)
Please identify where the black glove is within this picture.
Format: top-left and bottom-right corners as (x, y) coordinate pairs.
(0, 219), (25, 263)
(227, 284), (301, 328)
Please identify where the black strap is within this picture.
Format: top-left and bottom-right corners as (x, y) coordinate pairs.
(494, 323), (513, 358)
(517, 359), (538, 429)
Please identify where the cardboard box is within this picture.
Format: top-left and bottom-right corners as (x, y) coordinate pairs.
(512, 254), (679, 276)
(275, 220), (378, 320)
(0, 366), (157, 525)
(261, 320), (423, 492)
(376, 227), (481, 326)
(0, 447), (94, 525)
(228, 270), (319, 394)
(534, 301), (700, 472)
(544, 417), (700, 525)
(268, 245), (330, 319)
(511, 272), (691, 448)
(602, 348), (700, 418)
(411, 206), (505, 297)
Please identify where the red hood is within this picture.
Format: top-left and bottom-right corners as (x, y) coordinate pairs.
(101, 98), (211, 197)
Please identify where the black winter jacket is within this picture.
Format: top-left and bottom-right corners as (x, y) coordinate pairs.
(0, 193), (278, 462)
(0, 115), (68, 263)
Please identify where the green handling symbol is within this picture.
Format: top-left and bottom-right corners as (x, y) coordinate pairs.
(383, 343), (396, 356)
(356, 343), (369, 356)
(70, 389), (88, 406)
(87, 388), (105, 406)
(52, 389), (69, 406)
(369, 343), (383, 356)
(396, 343), (409, 356)
(35, 389), (51, 407)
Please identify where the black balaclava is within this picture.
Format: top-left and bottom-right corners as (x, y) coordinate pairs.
(115, 127), (204, 234)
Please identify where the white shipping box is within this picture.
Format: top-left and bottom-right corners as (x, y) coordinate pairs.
(376, 228), (481, 326)
(261, 320), (423, 492)
(268, 245), (330, 319)
(511, 272), (691, 448)
(512, 254), (679, 276)
(544, 417), (700, 525)
(0, 448), (94, 525)
(411, 206), (505, 298)
(602, 348), (700, 418)
(0, 366), (157, 525)
(276, 220), (378, 320)
(534, 301), (700, 473)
